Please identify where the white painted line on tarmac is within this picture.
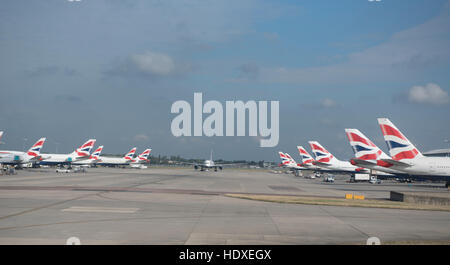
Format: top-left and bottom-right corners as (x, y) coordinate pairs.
(62, 206), (139, 213)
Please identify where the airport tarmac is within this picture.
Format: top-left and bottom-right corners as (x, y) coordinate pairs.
(0, 167), (449, 245)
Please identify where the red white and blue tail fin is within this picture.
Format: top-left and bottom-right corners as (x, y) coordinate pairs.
(278, 151), (291, 166)
(278, 151), (299, 168)
(27, 138), (46, 158)
(136, 148), (151, 162)
(74, 139), (96, 157)
(345, 129), (390, 162)
(124, 147), (137, 161)
(308, 141), (337, 163)
(377, 118), (422, 161)
(297, 146), (315, 165)
(90, 146), (103, 160)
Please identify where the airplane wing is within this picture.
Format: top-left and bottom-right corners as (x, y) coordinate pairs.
(73, 156), (91, 161)
(379, 159), (411, 167)
(180, 162), (201, 165)
(29, 156), (42, 162)
(39, 155), (52, 161)
(214, 162), (247, 167)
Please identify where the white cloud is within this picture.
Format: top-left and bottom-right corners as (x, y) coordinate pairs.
(106, 50), (193, 78)
(133, 134), (150, 142)
(407, 83), (449, 105)
(130, 51), (176, 76)
(320, 98), (337, 108)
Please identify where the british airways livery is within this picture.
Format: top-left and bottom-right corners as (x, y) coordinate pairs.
(377, 118), (450, 186)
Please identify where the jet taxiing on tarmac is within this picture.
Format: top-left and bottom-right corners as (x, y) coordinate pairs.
(186, 150), (244, 171)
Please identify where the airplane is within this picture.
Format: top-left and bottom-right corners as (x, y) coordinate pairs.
(72, 145), (103, 167)
(130, 149), (152, 168)
(187, 150), (244, 171)
(95, 147), (137, 167)
(296, 146), (325, 171)
(308, 141), (369, 174)
(0, 137), (46, 167)
(278, 151), (302, 170)
(377, 118), (450, 187)
(345, 128), (405, 176)
(39, 139), (96, 166)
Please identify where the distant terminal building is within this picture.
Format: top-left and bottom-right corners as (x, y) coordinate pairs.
(423, 149), (450, 157)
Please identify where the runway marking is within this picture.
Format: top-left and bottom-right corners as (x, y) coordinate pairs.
(268, 185), (301, 192)
(62, 206), (139, 213)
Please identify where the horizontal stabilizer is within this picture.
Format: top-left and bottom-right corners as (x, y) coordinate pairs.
(313, 161), (331, 167)
(380, 159), (410, 167)
(350, 159), (376, 167)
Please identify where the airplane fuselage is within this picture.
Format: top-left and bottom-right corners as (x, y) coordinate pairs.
(0, 151), (35, 165)
(384, 157), (450, 177)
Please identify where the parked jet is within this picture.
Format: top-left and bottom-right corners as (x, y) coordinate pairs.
(39, 139), (96, 166)
(72, 145), (103, 167)
(95, 147), (136, 167)
(130, 149), (151, 165)
(308, 141), (368, 173)
(296, 146), (324, 171)
(377, 118), (450, 186)
(0, 138), (46, 166)
(345, 128), (403, 176)
(278, 151), (302, 170)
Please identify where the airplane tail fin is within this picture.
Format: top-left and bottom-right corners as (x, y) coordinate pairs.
(308, 141), (337, 163)
(74, 139), (96, 157)
(27, 138), (46, 157)
(278, 151), (290, 166)
(137, 149), (151, 162)
(345, 129), (390, 162)
(297, 146), (315, 165)
(377, 118), (423, 160)
(0, 131), (3, 143)
(124, 147), (137, 160)
(90, 146), (103, 160)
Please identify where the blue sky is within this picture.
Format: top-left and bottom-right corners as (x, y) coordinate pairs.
(1, 0), (450, 161)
